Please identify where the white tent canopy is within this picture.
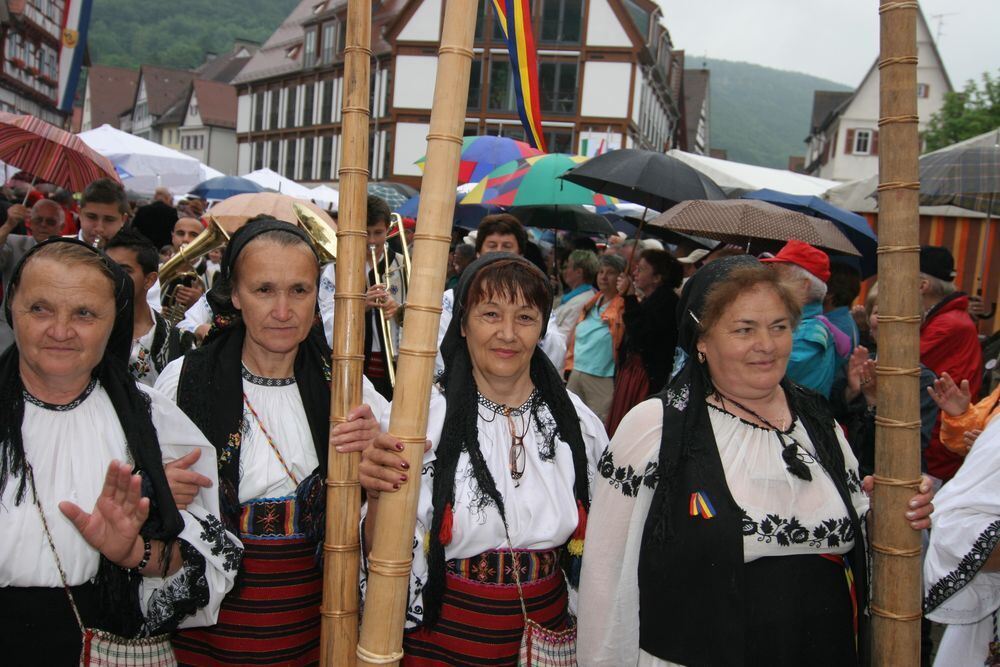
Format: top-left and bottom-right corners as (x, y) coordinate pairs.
(241, 168), (316, 199)
(76, 124), (215, 196)
(666, 149), (839, 197)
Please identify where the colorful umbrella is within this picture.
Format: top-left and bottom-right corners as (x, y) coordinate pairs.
(415, 135), (543, 185)
(460, 154), (616, 207)
(0, 112), (118, 192)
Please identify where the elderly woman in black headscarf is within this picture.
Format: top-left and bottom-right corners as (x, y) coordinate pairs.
(359, 253), (608, 666)
(0, 238), (239, 664)
(154, 219), (385, 665)
(577, 255), (934, 667)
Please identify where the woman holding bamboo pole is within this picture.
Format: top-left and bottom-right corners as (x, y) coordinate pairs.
(576, 256), (933, 666)
(359, 254), (608, 665)
(156, 220), (386, 665)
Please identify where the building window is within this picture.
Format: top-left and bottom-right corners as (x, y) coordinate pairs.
(303, 137), (315, 180)
(474, 0), (487, 40)
(321, 79), (333, 124)
(468, 60), (483, 110)
(917, 83), (930, 98)
(538, 0), (582, 43)
(622, 0), (651, 44)
(304, 29), (317, 68)
(303, 84), (315, 126)
(286, 86), (297, 128)
(285, 139), (297, 177)
(269, 139), (280, 171)
(542, 128), (573, 153)
(321, 136), (333, 180)
(189, 104), (198, 117)
(487, 59), (516, 112)
(321, 23), (337, 64)
(253, 92), (264, 131)
(269, 89), (280, 129)
(538, 61), (577, 115)
(853, 129), (872, 155)
(253, 142), (264, 170)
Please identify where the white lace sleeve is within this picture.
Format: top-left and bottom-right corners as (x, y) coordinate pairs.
(578, 398), (662, 667)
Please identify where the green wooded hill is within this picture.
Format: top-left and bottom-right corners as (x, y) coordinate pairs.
(696, 57), (853, 168)
(89, 0), (300, 70)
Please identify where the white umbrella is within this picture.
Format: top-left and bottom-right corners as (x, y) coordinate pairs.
(310, 184), (339, 211)
(665, 149), (838, 197)
(76, 124), (209, 196)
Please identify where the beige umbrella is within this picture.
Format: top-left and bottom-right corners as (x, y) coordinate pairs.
(208, 192), (336, 231)
(648, 199), (860, 256)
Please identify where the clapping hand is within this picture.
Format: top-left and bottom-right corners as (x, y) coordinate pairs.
(845, 346), (877, 404)
(164, 449), (213, 510)
(927, 372), (972, 417)
(59, 461), (149, 568)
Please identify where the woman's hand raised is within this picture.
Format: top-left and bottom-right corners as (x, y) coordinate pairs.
(59, 460), (149, 568)
(927, 372), (972, 417)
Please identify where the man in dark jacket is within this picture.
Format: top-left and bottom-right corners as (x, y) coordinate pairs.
(919, 245), (982, 483)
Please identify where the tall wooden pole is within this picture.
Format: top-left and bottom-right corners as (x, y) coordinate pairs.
(872, 1), (923, 664)
(320, 0), (371, 662)
(355, 1), (477, 664)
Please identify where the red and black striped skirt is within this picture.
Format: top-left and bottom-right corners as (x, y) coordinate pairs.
(402, 549), (570, 666)
(173, 497), (322, 666)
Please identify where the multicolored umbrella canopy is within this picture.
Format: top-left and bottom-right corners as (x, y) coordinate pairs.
(0, 112), (118, 192)
(415, 135), (543, 185)
(460, 154), (616, 207)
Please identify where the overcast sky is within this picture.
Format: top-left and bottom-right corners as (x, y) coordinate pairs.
(658, 0), (999, 89)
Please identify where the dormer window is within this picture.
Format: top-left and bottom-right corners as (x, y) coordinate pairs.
(286, 44), (301, 59)
(313, 1), (328, 13)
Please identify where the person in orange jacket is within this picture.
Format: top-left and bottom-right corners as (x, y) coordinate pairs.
(928, 372), (1000, 456)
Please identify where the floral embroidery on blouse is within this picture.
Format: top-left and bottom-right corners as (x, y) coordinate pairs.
(598, 447), (659, 497)
(740, 511), (855, 548)
(924, 519), (1000, 613)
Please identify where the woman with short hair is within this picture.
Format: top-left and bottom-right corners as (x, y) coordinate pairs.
(578, 255), (934, 666)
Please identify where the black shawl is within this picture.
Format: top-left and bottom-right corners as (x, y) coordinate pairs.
(0, 237), (183, 636)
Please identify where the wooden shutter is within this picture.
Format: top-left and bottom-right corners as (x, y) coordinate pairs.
(844, 128), (855, 155)
(871, 130), (879, 156)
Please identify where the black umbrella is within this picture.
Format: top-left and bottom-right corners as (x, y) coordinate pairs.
(559, 148), (727, 211)
(508, 205), (615, 235)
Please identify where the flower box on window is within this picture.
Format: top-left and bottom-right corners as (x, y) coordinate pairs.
(10, 58), (25, 69)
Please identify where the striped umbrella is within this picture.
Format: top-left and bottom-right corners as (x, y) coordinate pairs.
(460, 154), (616, 207)
(0, 113), (118, 192)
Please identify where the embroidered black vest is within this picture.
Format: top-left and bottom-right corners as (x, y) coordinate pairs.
(637, 383), (869, 666)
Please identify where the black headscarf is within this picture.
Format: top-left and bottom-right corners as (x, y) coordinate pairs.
(175, 220), (331, 534)
(424, 253), (590, 627)
(0, 237), (183, 636)
(636, 255), (869, 662)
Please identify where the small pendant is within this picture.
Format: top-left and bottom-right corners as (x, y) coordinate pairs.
(986, 642), (1000, 666)
(510, 435), (525, 486)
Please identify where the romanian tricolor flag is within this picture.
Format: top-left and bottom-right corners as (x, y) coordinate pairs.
(689, 492), (716, 519)
(491, 0), (547, 152)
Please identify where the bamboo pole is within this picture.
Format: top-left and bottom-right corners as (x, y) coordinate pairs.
(320, 0), (372, 661)
(872, 1), (923, 664)
(355, 1), (478, 664)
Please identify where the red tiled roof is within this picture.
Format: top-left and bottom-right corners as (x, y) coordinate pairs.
(138, 65), (195, 117)
(86, 64), (139, 128)
(192, 79), (237, 128)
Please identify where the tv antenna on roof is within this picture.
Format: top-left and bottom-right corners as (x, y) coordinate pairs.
(931, 12), (958, 43)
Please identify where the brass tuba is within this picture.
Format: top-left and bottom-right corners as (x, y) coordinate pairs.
(293, 203), (338, 264)
(159, 215), (231, 325)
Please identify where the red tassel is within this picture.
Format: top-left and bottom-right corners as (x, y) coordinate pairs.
(573, 500), (587, 541)
(439, 502), (454, 546)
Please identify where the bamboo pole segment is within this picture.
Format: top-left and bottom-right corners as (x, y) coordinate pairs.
(872, 2), (923, 664)
(355, 1), (478, 664)
(320, 0), (372, 661)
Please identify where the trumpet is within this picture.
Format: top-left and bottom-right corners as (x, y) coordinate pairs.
(387, 212), (412, 287)
(292, 203), (338, 264)
(159, 215), (230, 325)
(369, 243), (396, 387)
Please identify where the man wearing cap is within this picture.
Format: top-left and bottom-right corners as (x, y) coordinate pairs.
(762, 240), (850, 398)
(677, 248), (710, 288)
(919, 245), (982, 483)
